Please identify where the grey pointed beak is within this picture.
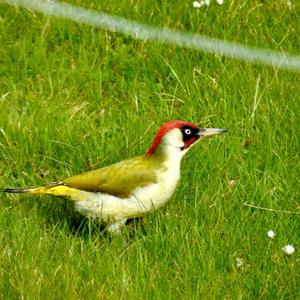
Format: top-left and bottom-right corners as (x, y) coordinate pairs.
(197, 128), (228, 138)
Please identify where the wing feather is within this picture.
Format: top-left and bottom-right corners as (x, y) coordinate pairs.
(63, 156), (158, 198)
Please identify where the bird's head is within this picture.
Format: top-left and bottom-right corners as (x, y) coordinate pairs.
(146, 120), (227, 158)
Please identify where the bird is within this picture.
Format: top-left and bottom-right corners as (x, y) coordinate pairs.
(3, 120), (227, 234)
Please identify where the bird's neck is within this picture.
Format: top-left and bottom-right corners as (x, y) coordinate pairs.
(149, 142), (187, 168)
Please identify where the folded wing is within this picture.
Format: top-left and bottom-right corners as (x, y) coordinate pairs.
(63, 156), (158, 198)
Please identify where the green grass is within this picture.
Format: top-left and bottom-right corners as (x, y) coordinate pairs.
(0, 0), (300, 298)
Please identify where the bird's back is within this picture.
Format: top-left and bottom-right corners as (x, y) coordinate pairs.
(63, 155), (163, 198)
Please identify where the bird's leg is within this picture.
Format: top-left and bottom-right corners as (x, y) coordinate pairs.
(105, 218), (127, 235)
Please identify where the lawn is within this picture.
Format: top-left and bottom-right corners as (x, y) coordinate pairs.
(0, 0), (299, 298)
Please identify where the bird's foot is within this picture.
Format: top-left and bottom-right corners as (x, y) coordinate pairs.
(105, 219), (127, 235)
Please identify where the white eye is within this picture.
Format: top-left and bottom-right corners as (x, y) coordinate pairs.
(184, 129), (192, 135)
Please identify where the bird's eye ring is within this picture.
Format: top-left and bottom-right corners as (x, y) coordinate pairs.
(184, 129), (192, 135)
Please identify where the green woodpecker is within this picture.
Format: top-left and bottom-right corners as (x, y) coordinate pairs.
(4, 120), (227, 233)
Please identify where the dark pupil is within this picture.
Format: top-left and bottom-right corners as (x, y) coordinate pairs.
(185, 129), (191, 134)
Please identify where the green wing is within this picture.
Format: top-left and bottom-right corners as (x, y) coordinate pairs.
(63, 156), (158, 198)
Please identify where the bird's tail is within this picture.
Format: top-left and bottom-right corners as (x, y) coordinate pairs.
(4, 186), (52, 195)
(4, 182), (63, 195)
(3, 187), (33, 193)
(3, 183), (86, 201)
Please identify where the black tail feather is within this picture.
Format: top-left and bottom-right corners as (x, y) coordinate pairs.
(3, 182), (64, 194)
(3, 188), (32, 193)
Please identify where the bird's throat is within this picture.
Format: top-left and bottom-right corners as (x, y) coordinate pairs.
(149, 142), (185, 167)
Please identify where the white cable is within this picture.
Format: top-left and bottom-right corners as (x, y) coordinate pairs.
(4, 0), (300, 72)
